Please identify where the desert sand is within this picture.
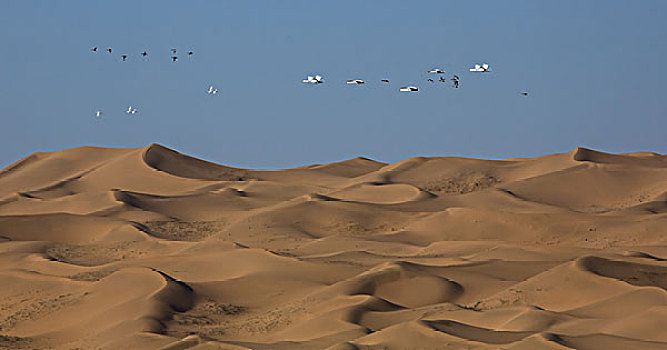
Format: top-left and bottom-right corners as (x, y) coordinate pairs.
(0, 144), (666, 349)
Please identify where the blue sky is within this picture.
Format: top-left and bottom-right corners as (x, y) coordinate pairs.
(1, 1), (666, 169)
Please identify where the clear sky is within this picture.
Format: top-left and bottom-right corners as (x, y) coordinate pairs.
(1, 1), (666, 169)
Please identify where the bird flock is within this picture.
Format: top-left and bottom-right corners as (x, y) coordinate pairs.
(90, 46), (195, 63)
(91, 47), (527, 119)
(90, 46), (218, 119)
(299, 62), (517, 93)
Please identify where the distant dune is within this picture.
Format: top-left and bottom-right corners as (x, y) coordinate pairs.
(0, 145), (666, 349)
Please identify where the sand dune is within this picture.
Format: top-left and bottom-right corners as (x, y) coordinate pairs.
(1, 144), (666, 349)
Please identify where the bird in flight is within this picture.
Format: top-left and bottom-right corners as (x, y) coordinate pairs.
(469, 63), (490, 72)
(207, 85), (218, 95)
(399, 86), (419, 92)
(451, 75), (460, 88)
(171, 56), (178, 62)
(141, 51), (148, 57)
(427, 78), (434, 83)
(106, 48), (112, 53)
(121, 55), (127, 61)
(346, 79), (365, 85)
(188, 51), (194, 57)
(91, 47), (97, 52)
(126, 106), (137, 115)
(95, 111), (102, 118)
(439, 76), (446, 83)
(426, 68), (445, 74)
(521, 91), (529, 96)
(171, 48), (177, 54)
(302, 75), (323, 84)
(381, 79), (390, 83)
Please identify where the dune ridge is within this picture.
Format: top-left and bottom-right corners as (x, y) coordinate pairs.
(0, 144), (666, 349)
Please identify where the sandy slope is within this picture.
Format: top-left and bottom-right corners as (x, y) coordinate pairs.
(0, 144), (666, 349)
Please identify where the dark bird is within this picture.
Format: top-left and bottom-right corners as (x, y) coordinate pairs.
(451, 75), (460, 89)
(427, 78), (434, 83)
(106, 48), (112, 53)
(171, 48), (177, 54)
(141, 51), (148, 57)
(439, 76), (446, 83)
(171, 56), (178, 62)
(381, 79), (390, 83)
(521, 91), (529, 96)
(187, 51), (194, 56)
(121, 55), (127, 61)
(91, 47), (97, 52)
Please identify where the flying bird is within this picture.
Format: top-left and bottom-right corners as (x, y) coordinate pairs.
(141, 51), (148, 57)
(427, 78), (434, 83)
(302, 75), (323, 84)
(451, 75), (460, 88)
(95, 111), (102, 118)
(346, 79), (365, 85)
(521, 91), (529, 96)
(121, 55), (127, 61)
(439, 76), (446, 83)
(171, 48), (177, 54)
(381, 79), (390, 83)
(399, 86), (419, 92)
(426, 68), (445, 74)
(207, 85), (218, 95)
(106, 48), (112, 53)
(91, 47), (97, 52)
(188, 51), (194, 56)
(126, 106), (137, 115)
(469, 63), (490, 72)
(171, 56), (178, 62)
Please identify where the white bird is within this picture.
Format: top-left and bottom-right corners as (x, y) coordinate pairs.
(126, 106), (137, 115)
(469, 63), (490, 72)
(95, 111), (102, 118)
(302, 75), (323, 84)
(399, 86), (419, 92)
(346, 79), (365, 85)
(207, 85), (218, 94)
(426, 68), (445, 74)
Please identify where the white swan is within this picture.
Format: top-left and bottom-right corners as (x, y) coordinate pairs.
(302, 75), (323, 84)
(469, 63), (490, 72)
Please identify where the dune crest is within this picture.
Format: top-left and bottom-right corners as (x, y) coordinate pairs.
(1, 145), (666, 349)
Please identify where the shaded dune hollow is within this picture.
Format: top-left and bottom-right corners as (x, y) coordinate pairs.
(0, 144), (666, 349)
